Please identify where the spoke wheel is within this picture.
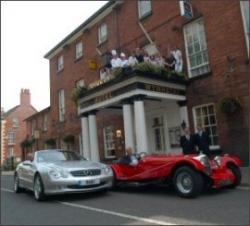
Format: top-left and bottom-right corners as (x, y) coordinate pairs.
(227, 164), (241, 189)
(33, 175), (45, 201)
(173, 166), (204, 198)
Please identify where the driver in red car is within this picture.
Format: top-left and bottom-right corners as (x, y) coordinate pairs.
(120, 147), (139, 166)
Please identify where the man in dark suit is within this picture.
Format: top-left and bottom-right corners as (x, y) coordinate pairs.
(195, 125), (210, 155)
(180, 127), (197, 155)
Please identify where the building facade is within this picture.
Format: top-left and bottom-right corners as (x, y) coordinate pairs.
(1, 89), (37, 164)
(32, 1), (248, 165)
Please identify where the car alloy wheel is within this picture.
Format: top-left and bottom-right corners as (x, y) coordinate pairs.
(173, 166), (204, 198)
(14, 174), (22, 193)
(33, 175), (45, 201)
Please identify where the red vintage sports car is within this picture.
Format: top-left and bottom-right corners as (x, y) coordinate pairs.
(111, 152), (242, 198)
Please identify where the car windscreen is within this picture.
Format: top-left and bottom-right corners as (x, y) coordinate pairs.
(37, 151), (83, 163)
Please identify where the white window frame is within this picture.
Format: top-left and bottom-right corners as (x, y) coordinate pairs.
(98, 23), (108, 44)
(138, 0), (152, 19)
(183, 18), (210, 78)
(58, 89), (65, 122)
(240, 1), (249, 56)
(57, 55), (64, 72)
(8, 147), (14, 157)
(43, 114), (48, 131)
(12, 117), (19, 128)
(75, 42), (83, 59)
(192, 103), (220, 150)
(8, 132), (16, 145)
(76, 79), (85, 88)
(103, 126), (116, 159)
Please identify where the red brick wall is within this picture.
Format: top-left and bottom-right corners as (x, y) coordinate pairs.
(45, 1), (249, 164)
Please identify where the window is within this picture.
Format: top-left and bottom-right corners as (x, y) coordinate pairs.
(152, 116), (165, 152)
(103, 126), (116, 158)
(138, 0), (152, 19)
(193, 104), (218, 147)
(8, 132), (15, 145)
(8, 147), (14, 157)
(75, 79), (85, 88)
(57, 55), (64, 72)
(12, 117), (19, 128)
(75, 42), (83, 59)
(58, 89), (65, 122)
(43, 114), (48, 131)
(240, 1), (249, 56)
(98, 23), (108, 44)
(184, 19), (210, 77)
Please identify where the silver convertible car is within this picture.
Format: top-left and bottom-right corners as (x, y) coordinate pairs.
(14, 149), (113, 201)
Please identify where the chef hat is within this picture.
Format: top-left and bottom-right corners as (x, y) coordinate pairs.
(111, 49), (117, 56)
(120, 52), (126, 58)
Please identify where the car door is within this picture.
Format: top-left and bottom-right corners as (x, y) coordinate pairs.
(22, 161), (36, 190)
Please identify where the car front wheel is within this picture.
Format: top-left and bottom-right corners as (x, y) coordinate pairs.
(33, 174), (46, 201)
(14, 173), (23, 193)
(173, 166), (204, 198)
(227, 164), (241, 188)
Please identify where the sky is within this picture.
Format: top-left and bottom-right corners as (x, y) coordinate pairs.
(1, 1), (108, 112)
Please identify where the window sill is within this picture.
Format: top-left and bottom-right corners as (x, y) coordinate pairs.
(105, 156), (116, 160)
(57, 68), (64, 74)
(74, 56), (83, 63)
(187, 71), (213, 83)
(139, 11), (153, 22)
(97, 39), (108, 48)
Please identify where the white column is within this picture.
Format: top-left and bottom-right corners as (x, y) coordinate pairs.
(80, 116), (90, 160)
(123, 104), (135, 150)
(179, 105), (189, 127)
(88, 113), (100, 162)
(134, 98), (149, 153)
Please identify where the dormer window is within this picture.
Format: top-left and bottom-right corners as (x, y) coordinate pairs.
(57, 55), (64, 72)
(98, 23), (108, 44)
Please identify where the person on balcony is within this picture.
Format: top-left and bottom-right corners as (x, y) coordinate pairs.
(128, 51), (138, 67)
(164, 52), (176, 71)
(135, 47), (144, 63)
(111, 49), (122, 68)
(171, 46), (183, 73)
(120, 52), (129, 68)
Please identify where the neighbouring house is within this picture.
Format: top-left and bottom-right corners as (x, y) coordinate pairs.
(1, 89), (37, 165)
(28, 1), (249, 165)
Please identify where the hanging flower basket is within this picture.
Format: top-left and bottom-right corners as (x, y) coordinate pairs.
(45, 138), (56, 147)
(218, 97), (242, 115)
(63, 134), (75, 144)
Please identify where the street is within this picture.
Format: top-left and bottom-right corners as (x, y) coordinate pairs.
(1, 175), (249, 225)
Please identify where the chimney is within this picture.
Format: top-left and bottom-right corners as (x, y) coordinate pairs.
(20, 89), (31, 106)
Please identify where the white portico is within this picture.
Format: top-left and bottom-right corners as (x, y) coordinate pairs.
(78, 72), (188, 161)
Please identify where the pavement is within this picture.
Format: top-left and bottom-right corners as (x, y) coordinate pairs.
(1, 173), (249, 225)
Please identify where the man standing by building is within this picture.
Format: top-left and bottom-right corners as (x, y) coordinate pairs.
(180, 127), (197, 155)
(195, 125), (210, 155)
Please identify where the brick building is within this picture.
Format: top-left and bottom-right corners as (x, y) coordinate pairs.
(1, 89), (37, 164)
(29, 1), (249, 165)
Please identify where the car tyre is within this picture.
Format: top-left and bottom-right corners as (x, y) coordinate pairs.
(227, 164), (241, 188)
(173, 166), (204, 198)
(14, 173), (23, 193)
(33, 174), (46, 201)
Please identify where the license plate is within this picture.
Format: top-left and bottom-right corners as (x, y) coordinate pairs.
(78, 179), (100, 186)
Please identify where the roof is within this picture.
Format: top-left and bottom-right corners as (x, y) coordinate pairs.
(44, 1), (119, 59)
(2, 105), (20, 119)
(24, 106), (51, 121)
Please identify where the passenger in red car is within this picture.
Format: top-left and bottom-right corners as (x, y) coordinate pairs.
(180, 127), (197, 155)
(120, 147), (139, 166)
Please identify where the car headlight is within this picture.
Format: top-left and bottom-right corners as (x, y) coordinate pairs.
(214, 156), (221, 166)
(102, 166), (112, 175)
(193, 154), (211, 175)
(48, 168), (69, 179)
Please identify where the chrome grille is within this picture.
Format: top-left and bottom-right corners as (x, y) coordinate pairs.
(70, 169), (101, 177)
